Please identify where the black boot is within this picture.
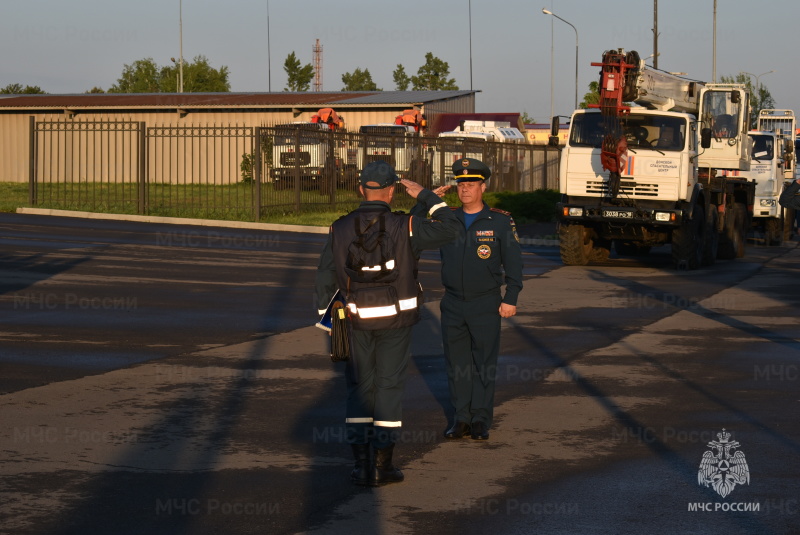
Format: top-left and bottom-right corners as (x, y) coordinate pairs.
(369, 444), (404, 486)
(350, 444), (371, 486)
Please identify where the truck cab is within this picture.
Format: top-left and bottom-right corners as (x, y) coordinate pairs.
(270, 122), (334, 190)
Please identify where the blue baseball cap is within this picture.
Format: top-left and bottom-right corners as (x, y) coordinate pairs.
(360, 161), (398, 189)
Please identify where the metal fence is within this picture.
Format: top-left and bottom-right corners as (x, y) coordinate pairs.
(29, 117), (561, 221)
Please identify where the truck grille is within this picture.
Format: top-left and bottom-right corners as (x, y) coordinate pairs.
(280, 152), (311, 166)
(586, 180), (659, 197)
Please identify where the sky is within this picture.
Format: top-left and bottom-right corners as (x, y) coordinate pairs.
(3, 0), (798, 124)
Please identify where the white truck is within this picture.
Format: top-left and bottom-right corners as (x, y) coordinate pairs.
(555, 49), (756, 269)
(434, 120), (525, 185)
(357, 122), (434, 187)
(270, 121), (335, 190)
(747, 109), (796, 243)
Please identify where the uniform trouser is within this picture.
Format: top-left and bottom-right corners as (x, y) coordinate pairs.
(344, 325), (413, 449)
(440, 291), (502, 428)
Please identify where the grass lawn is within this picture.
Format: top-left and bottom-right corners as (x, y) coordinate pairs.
(1, 181), (556, 227)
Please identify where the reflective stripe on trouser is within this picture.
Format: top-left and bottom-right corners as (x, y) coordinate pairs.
(345, 325), (413, 447)
(440, 292), (502, 428)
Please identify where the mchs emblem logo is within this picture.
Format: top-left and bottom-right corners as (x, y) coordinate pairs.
(697, 429), (750, 498)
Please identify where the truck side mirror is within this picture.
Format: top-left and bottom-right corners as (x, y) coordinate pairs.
(785, 139), (794, 155)
(700, 128), (712, 148)
(731, 91), (740, 104)
(548, 117), (561, 146)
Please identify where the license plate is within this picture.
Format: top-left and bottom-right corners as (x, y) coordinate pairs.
(603, 210), (633, 219)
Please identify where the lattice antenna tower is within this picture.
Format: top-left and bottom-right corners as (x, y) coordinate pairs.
(313, 39), (323, 92)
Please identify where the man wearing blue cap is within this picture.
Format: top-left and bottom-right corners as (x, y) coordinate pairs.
(315, 160), (459, 486)
(412, 157), (523, 441)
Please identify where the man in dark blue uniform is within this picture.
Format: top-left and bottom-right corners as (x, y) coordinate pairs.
(412, 158), (523, 441)
(779, 178), (800, 210)
(315, 161), (459, 486)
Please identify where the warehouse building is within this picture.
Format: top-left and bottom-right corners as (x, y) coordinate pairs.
(0, 90), (478, 181)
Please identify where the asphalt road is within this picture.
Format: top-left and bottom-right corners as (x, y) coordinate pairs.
(1, 212), (799, 535)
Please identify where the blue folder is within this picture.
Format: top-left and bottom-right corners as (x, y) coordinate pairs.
(315, 290), (346, 332)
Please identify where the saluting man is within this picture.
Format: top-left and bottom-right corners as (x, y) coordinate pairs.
(412, 158), (523, 441)
(315, 161), (459, 486)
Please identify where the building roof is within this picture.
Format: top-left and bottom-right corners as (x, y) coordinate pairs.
(0, 91), (477, 111)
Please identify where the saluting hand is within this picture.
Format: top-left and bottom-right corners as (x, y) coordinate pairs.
(432, 185), (452, 198)
(399, 179), (424, 199)
(499, 303), (517, 318)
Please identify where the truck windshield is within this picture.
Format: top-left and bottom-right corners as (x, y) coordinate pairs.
(273, 125), (324, 146)
(702, 91), (740, 139)
(569, 113), (686, 151)
(359, 126), (408, 136)
(751, 134), (774, 161)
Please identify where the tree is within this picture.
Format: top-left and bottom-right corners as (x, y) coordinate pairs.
(283, 52), (314, 92)
(1, 83), (46, 94)
(410, 52), (458, 91)
(720, 73), (776, 128)
(579, 81), (600, 109)
(85, 87), (105, 94)
(160, 55), (230, 93)
(108, 58), (161, 93)
(108, 56), (230, 93)
(341, 68), (380, 91)
(393, 64), (410, 91)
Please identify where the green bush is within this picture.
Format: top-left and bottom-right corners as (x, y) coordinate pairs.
(483, 189), (560, 223)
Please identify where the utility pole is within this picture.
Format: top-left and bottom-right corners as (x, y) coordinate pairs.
(712, 0), (717, 82)
(267, 0), (271, 91)
(653, 0), (658, 70)
(179, 0), (184, 93)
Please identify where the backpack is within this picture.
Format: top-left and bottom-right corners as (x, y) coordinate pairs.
(344, 212), (400, 284)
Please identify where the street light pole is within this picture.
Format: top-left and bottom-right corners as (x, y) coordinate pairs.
(741, 70), (775, 96)
(542, 8), (578, 110)
(179, 0), (184, 93)
(741, 70), (775, 118)
(267, 0), (272, 92)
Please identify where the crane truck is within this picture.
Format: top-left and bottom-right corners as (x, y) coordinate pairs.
(270, 108), (353, 191)
(358, 110), (431, 185)
(554, 49), (756, 269)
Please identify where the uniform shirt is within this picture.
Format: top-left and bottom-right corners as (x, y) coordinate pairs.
(315, 189), (459, 314)
(414, 201), (523, 305)
(779, 180), (800, 210)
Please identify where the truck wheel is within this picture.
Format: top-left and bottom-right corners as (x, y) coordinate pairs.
(559, 224), (592, 266)
(589, 238), (611, 262)
(672, 204), (704, 270)
(718, 203), (745, 259)
(765, 217), (783, 246)
(701, 208), (718, 266)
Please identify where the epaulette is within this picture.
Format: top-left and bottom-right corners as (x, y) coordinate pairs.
(490, 207), (512, 217)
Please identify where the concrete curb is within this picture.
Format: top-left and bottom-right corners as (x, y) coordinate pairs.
(16, 207), (331, 235)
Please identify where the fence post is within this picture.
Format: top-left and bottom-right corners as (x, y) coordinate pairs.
(293, 130), (301, 212)
(254, 127), (262, 221)
(138, 122), (146, 214)
(28, 116), (37, 206)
